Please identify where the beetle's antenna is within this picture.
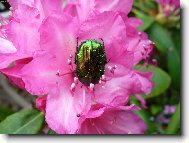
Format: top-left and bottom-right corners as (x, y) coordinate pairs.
(100, 38), (104, 46)
(76, 37), (79, 51)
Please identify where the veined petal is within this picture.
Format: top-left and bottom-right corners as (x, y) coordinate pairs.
(134, 71), (154, 95)
(39, 13), (79, 70)
(8, 0), (34, 9)
(46, 78), (91, 134)
(20, 54), (60, 95)
(94, 0), (133, 15)
(65, 0), (133, 21)
(35, 0), (63, 18)
(79, 110), (146, 134)
(0, 4), (41, 68)
(94, 70), (139, 106)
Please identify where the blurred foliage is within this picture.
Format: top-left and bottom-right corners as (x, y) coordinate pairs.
(131, 0), (181, 134)
(0, 0), (180, 134)
(0, 107), (15, 122)
(0, 110), (44, 134)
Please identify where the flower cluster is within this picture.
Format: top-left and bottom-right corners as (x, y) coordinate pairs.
(0, 0), (154, 134)
(156, 0), (180, 16)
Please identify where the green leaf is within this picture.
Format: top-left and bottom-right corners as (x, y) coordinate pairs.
(147, 23), (174, 53)
(48, 129), (57, 134)
(0, 108), (15, 122)
(138, 65), (171, 99)
(167, 29), (180, 91)
(172, 29), (181, 55)
(150, 105), (163, 116)
(167, 47), (180, 91)
(133, 9), (154, 31)
(0, 109), (44, 134)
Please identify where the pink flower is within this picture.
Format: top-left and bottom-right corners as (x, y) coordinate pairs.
(164, 105), (176, 114)
(0, 0), (154, 134)
(156, 0), (180, 16)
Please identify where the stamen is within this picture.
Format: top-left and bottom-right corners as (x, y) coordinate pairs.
(90, 83), (94, 90)
(74, 77), (78, 84)
(108, 66), (114, 73)
(148, 40), (155, 45)
(76, 113), (81, 117)
(108, 65), (117, 74)
(70, 83), (76, 92)
(101, 75), (106, 81)
(141, 52), (145, 56)
(148, 40), (153, 44)
(152, 59), (157, 66)
(56, 70), (60, 76)
(70, 54), (73, 58)
(67, 59), (72, 65)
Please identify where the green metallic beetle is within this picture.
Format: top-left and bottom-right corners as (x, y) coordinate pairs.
(75, 39), (107, 86)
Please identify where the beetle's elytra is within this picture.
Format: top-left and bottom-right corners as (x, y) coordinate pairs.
(75, 39), (107, 86)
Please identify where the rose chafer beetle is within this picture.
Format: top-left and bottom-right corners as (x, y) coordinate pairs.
(75, 39), (107, 86)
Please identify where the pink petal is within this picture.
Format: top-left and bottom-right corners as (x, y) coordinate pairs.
(79, 12), (125, 43)
(135, 94), (147, 109)
(36, 96), (47, 113)
(15, 13), (79, 95)
(126, 17), (143, 27)
(39, 13), (79, 69)
(79, 110), (147, 134)
(0, 37), (17, 54)
(0, 4), (41, 68)
(0, 53), (29, 69)
(0, 64), (25, 89)
(65, 0), (133, 21)
(35, 0), (63, 18)
(72, 0), (96, 21)
(0, 58), (32, 89)
(8, 0), (34, 9)
(20, 54), (60, 95)
(94, 70), (153, 106)
(5, 4), (41, 52)
(135, 71), (154, 95)
(127, 33), (154, 65)
(94, 70), (140, 106)
(46, 78), (91, 134)
(94, 0), (133, 15)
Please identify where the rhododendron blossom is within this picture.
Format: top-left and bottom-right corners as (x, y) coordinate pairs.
(0, 0), (154, 134)
(156, 0), (180, 16)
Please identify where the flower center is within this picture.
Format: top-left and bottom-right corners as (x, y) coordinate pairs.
(75, 39), (107, 86)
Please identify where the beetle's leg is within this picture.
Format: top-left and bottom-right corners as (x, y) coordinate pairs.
(106, 58), (111, 64)
(76, 37), (79, 52)
(100, 38), (104, 46)
(75, 37), (79, 64)
(74, 52), (77, 64)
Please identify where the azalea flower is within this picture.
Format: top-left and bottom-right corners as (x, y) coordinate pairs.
(156, 0), (180, 16)
(0, 0), (154, 134)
